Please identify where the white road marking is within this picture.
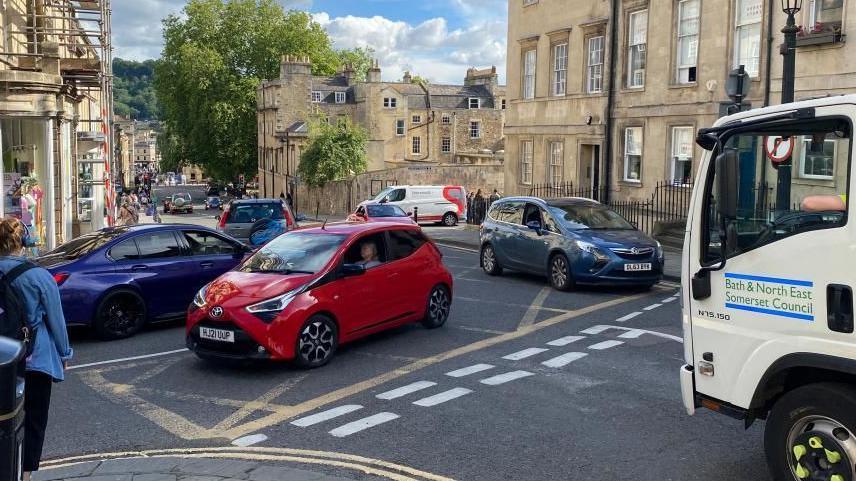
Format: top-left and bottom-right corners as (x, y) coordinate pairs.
(588, 340), (624, 350)
(413, 388), (473, 407)
(290, 405), (363, 427)
(617, 328), (684, 343)
(434, 243), (479, 253)
(615, 312), (642, 323)
(643, 303), (662, 311)
(329, 412), (400, 438)
(503, 347), (549, 360)
(230, 434), (268, 447)
(445, 364), (494, 378)
(546, 336), (585, 347)
(617, 329), (647, 339)
(580, 325), (611, 335)
(376, 381), (437, 400)
(68, 348), (189, 371)
(661, 297), (677, 303)
(541, 352), (588, 368)
(480, 370), (535, 386)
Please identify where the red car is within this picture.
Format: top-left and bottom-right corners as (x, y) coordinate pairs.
(186, 222), (453, 367)
(347, 203), (416, 224)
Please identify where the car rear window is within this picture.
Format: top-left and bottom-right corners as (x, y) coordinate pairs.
(41, 229), (128, 261)
(227, 203), (284, 223)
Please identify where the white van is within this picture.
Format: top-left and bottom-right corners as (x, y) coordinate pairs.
(368, 185), (467, 226)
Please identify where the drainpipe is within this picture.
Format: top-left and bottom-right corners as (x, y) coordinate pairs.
(603, 0), (620, 203)
(763, 0), (774, 106)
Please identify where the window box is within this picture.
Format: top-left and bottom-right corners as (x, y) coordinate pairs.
(796, 22), (845, 46)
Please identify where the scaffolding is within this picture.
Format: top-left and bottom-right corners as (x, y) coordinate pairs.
(0, 0), (115, 223)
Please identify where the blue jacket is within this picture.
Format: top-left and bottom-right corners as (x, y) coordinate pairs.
(0, 256), (73, 381)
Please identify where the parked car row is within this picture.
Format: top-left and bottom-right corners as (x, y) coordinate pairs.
(35, 191), (662, 369)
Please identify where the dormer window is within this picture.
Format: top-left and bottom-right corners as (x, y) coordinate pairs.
(335, 92), (346, 104)
(469, 98), (480, 109)
(311, 91), (322, 103)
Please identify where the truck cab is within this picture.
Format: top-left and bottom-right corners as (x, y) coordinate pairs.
(681, 95), (856, 481)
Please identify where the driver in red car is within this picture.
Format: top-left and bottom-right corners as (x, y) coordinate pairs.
(356, 241), (381, 268)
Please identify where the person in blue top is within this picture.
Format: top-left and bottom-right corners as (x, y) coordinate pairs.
(0, 218), (73, 481)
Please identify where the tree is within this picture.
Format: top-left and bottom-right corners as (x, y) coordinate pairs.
(154, 0), (340, 182)
(337, 47), (375, 82)
(113, 58), (160, 119)
(298, 119), (368, 187)
(410, 75), (430, 86)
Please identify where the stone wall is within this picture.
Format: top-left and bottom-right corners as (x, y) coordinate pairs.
(293, 164), (505, 217)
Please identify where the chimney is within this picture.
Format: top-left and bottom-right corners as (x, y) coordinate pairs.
(367, 59), (381, 83)
(464, 66), (498, 94)
(342, 63), (355, 85)
(403, 71), (412, 84)
(280, 54), (312, 79)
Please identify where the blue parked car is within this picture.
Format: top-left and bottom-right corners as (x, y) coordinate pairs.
(479, 197), (664, 290)
(34, 224), (250, 340)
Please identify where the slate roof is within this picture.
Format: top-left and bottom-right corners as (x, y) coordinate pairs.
(309, 75), (505, 109)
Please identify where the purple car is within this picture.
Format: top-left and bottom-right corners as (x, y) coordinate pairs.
(35, 224), (250, 340)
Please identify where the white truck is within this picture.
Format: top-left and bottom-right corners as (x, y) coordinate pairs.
(681, 94), (856, 481)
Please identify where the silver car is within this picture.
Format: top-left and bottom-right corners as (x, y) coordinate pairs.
(217, 199), (295, 242)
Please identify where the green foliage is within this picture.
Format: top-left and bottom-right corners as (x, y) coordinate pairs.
(154, 0), (340, 182)
(298, 119), (368, 187)
(113, 58), (160, 119)
(410, 75), (430, 86)
(337, 47), (375, 82)
(156, 127), (185, 174)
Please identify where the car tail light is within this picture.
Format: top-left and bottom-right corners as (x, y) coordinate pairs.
(218, 208), (229, 229)
(53, 272), (70, 286)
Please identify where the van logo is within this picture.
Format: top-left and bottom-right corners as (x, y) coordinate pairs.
(210, 306), (224, 318)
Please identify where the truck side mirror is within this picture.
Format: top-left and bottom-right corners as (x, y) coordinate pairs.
(716, 148), (739, 221)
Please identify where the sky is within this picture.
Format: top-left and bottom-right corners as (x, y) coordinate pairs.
(112, 0), (508, 84)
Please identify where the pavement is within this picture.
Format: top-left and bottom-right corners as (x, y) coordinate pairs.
(34, 453), (391, 481)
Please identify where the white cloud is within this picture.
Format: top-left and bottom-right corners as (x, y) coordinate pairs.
(314, 12), (507, 84)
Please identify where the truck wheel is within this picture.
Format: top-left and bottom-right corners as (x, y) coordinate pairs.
(765, 383), (856, 481)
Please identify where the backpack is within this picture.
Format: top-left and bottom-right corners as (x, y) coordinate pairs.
(0, 261), (38, 356)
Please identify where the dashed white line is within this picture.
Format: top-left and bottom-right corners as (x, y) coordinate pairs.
(661, 297), (677, 303)
(546, 336), (585, 347)
(480, 370), (535, 386)
(580, 325), (611, 335)
(615, 312), (642, 323)
(413, 388), (473, 407)
(541, 352), (588, 368)
(230, 434), (267, 447)
(376, 381), (437, 400)
(588, 340), (624, 350)
(329, 412), (400, 438)
(290, 405), (363, 427)
(445, 364), (495, 378)
(643, 303), (662, 311)
(617, 329), (647, 339)
(503, 347), (549, 360)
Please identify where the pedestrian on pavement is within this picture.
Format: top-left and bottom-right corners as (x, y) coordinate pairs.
(466, 192), (474, 224)
(474, 189), (486, 224)
(118, 203), (136, 226)
(286, 192), (293, 208)
(0, 218), (73, 481)
(489, 189), (501, 206)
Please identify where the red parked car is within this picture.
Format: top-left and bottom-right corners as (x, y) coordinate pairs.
(346, 203), (416, 224)
(186, 222), (453, 367)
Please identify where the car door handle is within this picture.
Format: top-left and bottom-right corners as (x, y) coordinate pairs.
(131, 265), (148, 271)
(200, 261), (214, 268)
(827, 284), (854, 333)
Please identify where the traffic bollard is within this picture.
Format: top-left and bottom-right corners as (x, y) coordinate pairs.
(0, 337), (25, 481)
(413, 207), (419, 224)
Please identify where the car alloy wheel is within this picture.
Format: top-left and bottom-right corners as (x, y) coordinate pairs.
(442, 212), (458, 226)
(550, 254), (574, 291)
(481, 245), (502, 276)
(296, 316), (337, 368)
(422, 285), (450, 329)
(96, 291), (146, 340)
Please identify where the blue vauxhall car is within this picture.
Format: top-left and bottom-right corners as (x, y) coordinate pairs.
(34, 224), (250, 340)
(479, 197), (664, 290)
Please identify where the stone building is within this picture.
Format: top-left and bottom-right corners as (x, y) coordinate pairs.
(0, 0), (113, 245)
(505, 0), (855, 201)
(257, 57), (507, 199)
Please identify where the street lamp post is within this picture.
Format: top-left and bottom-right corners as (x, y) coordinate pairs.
(776, 0), (802, 212)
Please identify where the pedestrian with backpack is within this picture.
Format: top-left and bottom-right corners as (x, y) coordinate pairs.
(0, 218), (73, 481)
